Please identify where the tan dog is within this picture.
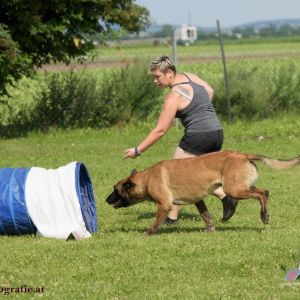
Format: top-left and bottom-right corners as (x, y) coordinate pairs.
(106, 150), (300, 235)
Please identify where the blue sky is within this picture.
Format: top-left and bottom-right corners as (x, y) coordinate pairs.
(135, 0), (300, 28)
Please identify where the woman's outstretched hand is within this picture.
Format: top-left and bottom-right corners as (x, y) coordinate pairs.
(123, 148), (136, 159)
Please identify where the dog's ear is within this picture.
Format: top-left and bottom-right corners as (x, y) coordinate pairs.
(130, 169), (137, 176)
(122, 180), (135, 191)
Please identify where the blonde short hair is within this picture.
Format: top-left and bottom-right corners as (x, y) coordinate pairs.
(149, 56), (176, 74)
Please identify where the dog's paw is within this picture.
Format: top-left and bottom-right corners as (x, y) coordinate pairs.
(205, 226), (215, 233)
(260, 211), (269, 224)
(146, 228), (157, 236)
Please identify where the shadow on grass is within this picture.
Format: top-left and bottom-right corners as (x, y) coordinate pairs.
(137, 211), (202, 220)
(105, 224), (269, 235)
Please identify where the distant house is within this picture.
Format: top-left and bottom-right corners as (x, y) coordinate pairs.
(175, 24), (197, 45)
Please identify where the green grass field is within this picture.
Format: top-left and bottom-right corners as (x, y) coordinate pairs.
(1, 114), (300, 299)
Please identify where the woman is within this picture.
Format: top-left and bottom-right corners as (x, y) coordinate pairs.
(123, 56), (237, 223)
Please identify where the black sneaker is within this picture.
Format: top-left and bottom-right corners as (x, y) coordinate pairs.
(222, 196), (238, 221)
(164, 217), (178, 225)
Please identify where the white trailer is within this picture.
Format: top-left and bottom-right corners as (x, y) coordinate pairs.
(175, 24), (197, 45)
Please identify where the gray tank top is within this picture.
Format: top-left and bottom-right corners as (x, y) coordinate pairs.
(173, 74), (222, 133)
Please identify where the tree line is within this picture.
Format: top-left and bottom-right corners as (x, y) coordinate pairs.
(148, 23), (300, 40)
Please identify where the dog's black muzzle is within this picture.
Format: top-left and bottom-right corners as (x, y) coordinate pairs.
(106, 189), (129, 209)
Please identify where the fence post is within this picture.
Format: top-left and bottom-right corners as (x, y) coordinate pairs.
(172, 30), (177, 66)
(216, 20), (232, 123)
(173, 29), (179, 129)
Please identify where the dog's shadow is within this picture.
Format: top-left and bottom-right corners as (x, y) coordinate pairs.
(107, 225), (268, 235)
(162, 225), (269, 234)
(138, 211), (202, 221)
(133, 212), (268, 234)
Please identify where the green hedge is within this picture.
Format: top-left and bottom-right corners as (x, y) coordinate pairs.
(0, 59), (300, 137)
(0, 63), (163, 137)
(31, 64), (163, 130)
(213, 61), (300, 119)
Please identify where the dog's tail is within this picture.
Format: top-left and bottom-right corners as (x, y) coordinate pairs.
(247, 154), (300, 170)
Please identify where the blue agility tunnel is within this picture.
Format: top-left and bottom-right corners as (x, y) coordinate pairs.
(0, 162), (98, 240)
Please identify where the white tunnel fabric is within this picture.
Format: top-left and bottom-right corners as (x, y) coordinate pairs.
(25, 162), (91, 240)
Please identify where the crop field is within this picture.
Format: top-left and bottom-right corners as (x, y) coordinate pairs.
(41, 37), (300, 72)
(1, 114), (300, 299)
(91, 37), (300, 61)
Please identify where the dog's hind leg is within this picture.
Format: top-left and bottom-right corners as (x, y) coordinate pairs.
(195, 200), (215, 232)
(227, 186), (269, 224)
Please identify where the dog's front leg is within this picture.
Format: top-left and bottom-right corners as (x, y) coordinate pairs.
(147, 203), (171, 235)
